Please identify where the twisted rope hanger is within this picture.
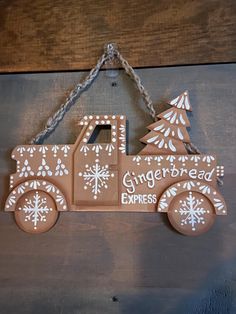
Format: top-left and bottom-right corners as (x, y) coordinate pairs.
(30, 43), (156, 145)
(30, 43), (222, 185)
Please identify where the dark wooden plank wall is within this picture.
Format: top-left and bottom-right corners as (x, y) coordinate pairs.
(0, 0), (236, 72)
(0, 65), (235, 314)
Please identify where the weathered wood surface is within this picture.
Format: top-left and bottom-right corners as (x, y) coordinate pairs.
(0, 0), (236, 73)
(0, 64), (235, 313)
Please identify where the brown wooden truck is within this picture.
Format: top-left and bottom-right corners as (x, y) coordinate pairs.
(5, 92), (227, 235)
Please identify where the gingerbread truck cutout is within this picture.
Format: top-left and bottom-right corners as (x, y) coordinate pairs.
(5, 91), (227, 235)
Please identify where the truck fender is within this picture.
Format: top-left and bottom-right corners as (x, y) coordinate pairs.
(157, 180), (227, 215)
(5, 179), (68, 212)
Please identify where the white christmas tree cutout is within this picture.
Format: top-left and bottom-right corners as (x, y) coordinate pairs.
(140, 91), (191, 155)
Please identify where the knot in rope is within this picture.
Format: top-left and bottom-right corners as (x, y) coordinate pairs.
(104, 43), (118, 61)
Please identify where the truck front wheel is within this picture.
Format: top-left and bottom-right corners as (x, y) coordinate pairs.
(167, 191), (215, 236)
(14, 190), (58, 234)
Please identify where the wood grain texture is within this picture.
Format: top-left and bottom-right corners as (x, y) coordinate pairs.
(0, 0), (236, 72)
(0, 64), (235, 313)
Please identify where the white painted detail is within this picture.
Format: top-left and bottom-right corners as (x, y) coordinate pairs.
(166, 187), (177, 197)
(153, 124), (164, 131)
(190, 156), (201, 163)
(45, 184), (56, 193)
(170, 91), (191, 110)
(56, 194), (65, 205)
(144, 156), (153, 165)
(170, 112), (177, 124)
(119, 124), (125, 133)
(52, 145), (60, 157)
(19, 191), (53, 230)
(17, 185), (26, 194)
(168, 140), (176, 152)
(37, 159), (53, 177)
(92, 144), (103, 156)
(80, 145), (89, 156)
(39, 146), (48, 157)
(163, 110), (173, 119)
(177, 128), (184, 140)
(159, 198), (168, 210)
(55, 159), (69, 176)
(179, 113), (186, 125)
(178, 191), (209, 231)
(158, 139), (164, 148)
(105, 144), (115, 156)
(202, 156), (215, 164)
(166, 155), (175, 162)
(17, 147), (26, 156)
(199, 185), (211, 194)
(119, 143), (126, 154)
(154, 156), (164, 163)
(27, 147), (36, 157)
(213, 198), (225, 211)
(19, 160), (34, 177)
(29, 180), (41, 190)
(79, 163), (111, 199)
(183, 181), (195, 190)
(132, 156), (142, 165)
(178, 156), (188, 162)
(8, 195), (16, 206)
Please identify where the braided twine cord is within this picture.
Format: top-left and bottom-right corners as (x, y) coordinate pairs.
(30, 43), (222, 185)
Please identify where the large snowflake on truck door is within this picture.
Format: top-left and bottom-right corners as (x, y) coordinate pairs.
(176, 191), (210, 231)
(78, 163), (114, 199)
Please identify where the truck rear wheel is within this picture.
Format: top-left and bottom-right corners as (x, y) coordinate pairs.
(167, 191), (215, 236)
(14, 190), (58, 234)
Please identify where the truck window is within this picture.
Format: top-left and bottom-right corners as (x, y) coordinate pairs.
(87, 125), (111, 144)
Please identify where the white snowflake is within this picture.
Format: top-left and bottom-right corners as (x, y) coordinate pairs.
(19, 191), (53, 230)
(176, 191), (209, 231)
(78, 163), (113, 199)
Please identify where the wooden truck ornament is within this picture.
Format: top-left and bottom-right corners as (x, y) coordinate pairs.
(5, 91), (227, 235)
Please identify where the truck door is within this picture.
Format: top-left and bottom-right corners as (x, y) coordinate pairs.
(73, 117), (119, 206)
